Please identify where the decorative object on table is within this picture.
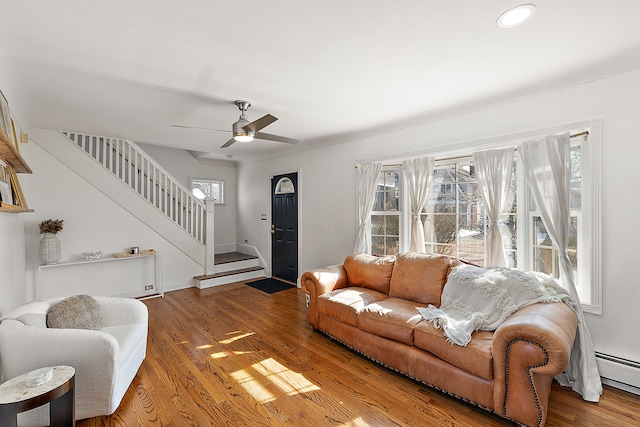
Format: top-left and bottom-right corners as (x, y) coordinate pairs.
(39, 219), (63, 265)
(25, 367), (54, 387)
(131, 246), (139, 254)
(81, 251), (103, 261)
(114, 248), (155, 258)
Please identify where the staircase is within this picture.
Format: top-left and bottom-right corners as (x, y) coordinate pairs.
(30, 129), (265, 287)
(194, 252), (264, 289)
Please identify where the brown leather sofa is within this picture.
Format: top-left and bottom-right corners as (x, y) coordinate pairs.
(301, 252), (578, 427)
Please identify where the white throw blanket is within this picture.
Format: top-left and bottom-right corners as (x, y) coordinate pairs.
(416, 264), (572, 346)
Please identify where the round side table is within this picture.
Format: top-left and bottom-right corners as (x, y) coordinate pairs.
(0, 365), (75, 427)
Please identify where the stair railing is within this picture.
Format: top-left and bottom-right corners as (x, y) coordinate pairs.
(61, 131), (206, 244)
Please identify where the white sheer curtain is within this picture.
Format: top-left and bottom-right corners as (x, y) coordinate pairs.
(403, 157), (435, 252)
(519, 133), (602, 402)
(473, 147), (514, 267)
(354, 162), (382, 254)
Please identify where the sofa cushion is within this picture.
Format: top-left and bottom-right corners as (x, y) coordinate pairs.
(317, 287), (388, 326)
(414, 319), (493, 380)
(47, 295), (104, 330)
(389, 252), (459, 305)
(357, 298), (423, 345)
(344, 253), (395, 294)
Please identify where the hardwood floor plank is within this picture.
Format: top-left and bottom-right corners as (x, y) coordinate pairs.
(77, 284), (640, 427)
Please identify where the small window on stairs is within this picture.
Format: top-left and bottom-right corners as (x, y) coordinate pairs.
(190, 179), (224, 204)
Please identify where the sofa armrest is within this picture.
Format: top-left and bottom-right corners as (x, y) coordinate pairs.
(0, 320), (118, 389)
(300, 264), (348, 328)
(492, 301), (577, 427)
(95, 297), (148, 327)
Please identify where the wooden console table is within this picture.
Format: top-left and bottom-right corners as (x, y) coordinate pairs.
(0, 366), (75, 426)
(37, 252), (163, 300)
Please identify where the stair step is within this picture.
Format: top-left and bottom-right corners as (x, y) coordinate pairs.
(195, 252), (264, 289)
(213, 252), (260, 273)
(215, 252), (258, 265)
(195, 266), (264, 281)
(195, 266), (265, 289)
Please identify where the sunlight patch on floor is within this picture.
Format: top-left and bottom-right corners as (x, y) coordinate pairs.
(342, 418), (369, 426)
(219, 331), (255, 344)
(230, 368), (277, 403)
(230, 357), (321, 404)
(210, 350), (253, 359)
(252, 358), (320, 396)
(197, 344), (214, 349)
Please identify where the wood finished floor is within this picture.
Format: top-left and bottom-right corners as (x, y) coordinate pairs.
(78, 284), (640, 426)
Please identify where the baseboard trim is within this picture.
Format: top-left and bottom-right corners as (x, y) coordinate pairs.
(596, 351), (640, 393)
(601, 377), (640, 396)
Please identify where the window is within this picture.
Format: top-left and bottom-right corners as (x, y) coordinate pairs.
(190, 179), (224, 204)
(365, 123), (601, 313)
(274, 177), (295, 194)
(422, 158), (517, 267)
(527, 143), (583, 299)
(370, 168), (401, 256)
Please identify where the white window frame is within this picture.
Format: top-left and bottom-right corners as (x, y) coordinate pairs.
(517, 126), (601, 314)
(363, 119), (602, 314)
(189, 178), (225, 204)
(369, 166), (403, 256)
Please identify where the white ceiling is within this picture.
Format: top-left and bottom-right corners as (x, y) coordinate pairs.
(2, 1), (640, 165)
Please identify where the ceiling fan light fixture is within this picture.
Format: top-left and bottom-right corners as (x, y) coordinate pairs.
(233, 134), (254, 143)
(496, 4), (536, 28)
(232, 112), (255, 142)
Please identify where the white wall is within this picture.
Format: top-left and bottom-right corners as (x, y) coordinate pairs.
(137, 144), (237, 252)
(0, 213), (27, 316)
(237, 69), (640, 366)
(18, 141), (202, 299)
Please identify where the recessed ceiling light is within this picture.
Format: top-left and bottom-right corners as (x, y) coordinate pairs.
(496, 4), (536, 28)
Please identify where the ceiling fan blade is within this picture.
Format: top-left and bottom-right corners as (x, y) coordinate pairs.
(243, 114), (277, 133)
(221, 138), (236, 148)
(172, 124), (231, 133)
(255, 132), (299, 145)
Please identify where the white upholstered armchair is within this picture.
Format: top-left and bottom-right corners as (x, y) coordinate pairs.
(0, 296), (148, 426)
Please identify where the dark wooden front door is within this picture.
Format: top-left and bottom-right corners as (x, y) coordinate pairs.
(271, 173), (298, 283)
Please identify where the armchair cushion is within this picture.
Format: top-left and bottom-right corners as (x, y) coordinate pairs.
(46, 294), (104, 330)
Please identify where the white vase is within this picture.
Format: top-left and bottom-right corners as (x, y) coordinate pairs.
(39, 233), (61, 265)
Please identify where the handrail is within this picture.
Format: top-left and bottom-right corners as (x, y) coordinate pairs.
(61, 131), (206, 244)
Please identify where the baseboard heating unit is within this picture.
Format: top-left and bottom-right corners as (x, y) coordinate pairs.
(596, 352), (640, 395)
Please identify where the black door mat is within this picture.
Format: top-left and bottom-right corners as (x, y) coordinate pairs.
(245, 278), (296, 294)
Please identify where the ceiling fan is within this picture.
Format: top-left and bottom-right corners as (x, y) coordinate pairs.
(174, 100), (298, 148)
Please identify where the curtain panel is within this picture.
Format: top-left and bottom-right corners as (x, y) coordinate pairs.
(403, 157), (435, 253)
(354, 162), (382, 254)
(472, 147), (514, 267)
(519, 133), (602, 402)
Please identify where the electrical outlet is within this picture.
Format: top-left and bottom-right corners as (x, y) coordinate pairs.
(145, 285), (154, 290)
